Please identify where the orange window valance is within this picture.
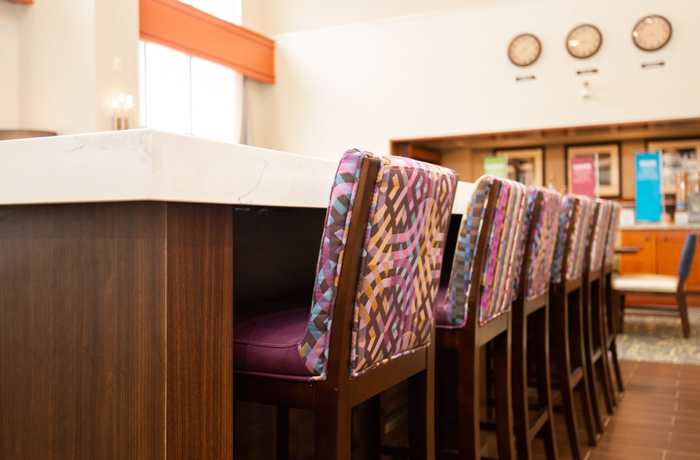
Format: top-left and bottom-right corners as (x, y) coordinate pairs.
(139, 0), (275, 83)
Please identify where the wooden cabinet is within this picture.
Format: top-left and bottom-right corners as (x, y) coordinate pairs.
(620, 228), (700, 287)
(620, 232), (656, 274)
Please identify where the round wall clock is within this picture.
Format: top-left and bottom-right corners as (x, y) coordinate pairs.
(566, 24), (602, 58)
(632, 15), (672, 51)
(508, 33), (541, 67)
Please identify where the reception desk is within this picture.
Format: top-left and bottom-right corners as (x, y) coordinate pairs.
(0, 130), (472, 459)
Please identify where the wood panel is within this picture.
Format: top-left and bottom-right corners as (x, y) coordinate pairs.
(0, 202), (167, 460)
(620, 232), (657, 274)
(166, 202), (234, 460)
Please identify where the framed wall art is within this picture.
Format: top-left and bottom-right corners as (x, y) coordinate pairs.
(566, 143), (621, 197)
(495, 148), (544, 187)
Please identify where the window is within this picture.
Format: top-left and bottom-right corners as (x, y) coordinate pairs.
(138, 0), (245, 144)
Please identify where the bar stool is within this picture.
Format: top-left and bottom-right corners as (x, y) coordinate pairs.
(233, 149), (458, 459)
(581, 201), (616, 432)
(549, 194), (598, 460)
(434, 176), (528, 460)
(602, 202), (624, 397)
(510, 186), (562, 460)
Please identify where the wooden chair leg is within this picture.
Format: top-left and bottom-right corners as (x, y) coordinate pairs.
(315, 397), (352, 460)
(592, 279), (615, 414)
(678, 290), (691, 339)
(511, 309), (532, 460)
(408, 364), (435, 460)
(493, 327), (514, 460)
(277, 407), (297, 460)
(556, 350), (585, 460)
(569, 288), (600, 444)
(366, 394), (382, 460)
(458, 340), (480, 460)
(533, 308), (558, 460)
(609, 340), (625, 394)
(582, 287), (605, 436)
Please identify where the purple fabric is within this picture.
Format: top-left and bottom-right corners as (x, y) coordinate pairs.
(435, 285), (451, 326)
(233, 308), (312, 377)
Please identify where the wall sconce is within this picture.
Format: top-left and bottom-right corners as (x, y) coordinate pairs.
(580, 81), (590, 99)
(112, 94), (133, 130)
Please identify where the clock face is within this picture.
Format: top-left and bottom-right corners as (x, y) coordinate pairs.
(633, 15), (672, 51)
(508, 34), (541, 67)
(567, 24), (602, 58)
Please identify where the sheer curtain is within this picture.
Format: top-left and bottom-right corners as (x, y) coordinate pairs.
(138, 0), (249, 145)
(138, 41), (248, 145)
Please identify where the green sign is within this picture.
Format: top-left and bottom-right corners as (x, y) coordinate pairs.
(484, 156), (508, 179)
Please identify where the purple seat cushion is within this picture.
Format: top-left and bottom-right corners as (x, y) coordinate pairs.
(435, 285), (451, 327)
(233, 308), (313, 378)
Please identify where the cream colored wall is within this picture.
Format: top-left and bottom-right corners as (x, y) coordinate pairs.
(250, 0), (700, 162)
(15, 0), (97, 134)
(246, 0), (527, 37)
(0, 3), (19, 128)
(95, 0), (140, 132)
(2, 0), (138, 135)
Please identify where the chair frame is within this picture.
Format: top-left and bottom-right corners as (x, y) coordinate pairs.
(435, 182), (515, 460)
(615, 282), (692, 339)
(603, 253), (625, 399)
(549, 198), (599, 460)
(510, 190), (559, 460)
(234, 156), (450, 460)
(581, 203), (616, 431)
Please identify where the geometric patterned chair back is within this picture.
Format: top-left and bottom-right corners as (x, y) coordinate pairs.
(299, 149), (458, 380)
(515, 186), (563, 301)
(438, 175), (528, 328)
(604, 202), (622, 268)
(551, 194), (597, 283)
(588, 200), (614, 272)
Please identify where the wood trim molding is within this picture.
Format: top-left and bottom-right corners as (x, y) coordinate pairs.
(139, 0), (275, 83)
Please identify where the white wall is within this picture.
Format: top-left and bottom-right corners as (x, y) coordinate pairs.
(16, 0), (97, 134)
(0, 3), (18, 128)
(250, 0), (700, 160)
(95, 0), (140, 133)
(4, 0), (138, 135)
(244, 0), (525, 37)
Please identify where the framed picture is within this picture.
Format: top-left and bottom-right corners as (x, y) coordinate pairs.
(566, 143), (621, 197)
(647, 139), (700, 194)
(494, 148), (544, 186)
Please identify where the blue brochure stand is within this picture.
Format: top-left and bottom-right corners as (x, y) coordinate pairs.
(635, 151), (663, 223)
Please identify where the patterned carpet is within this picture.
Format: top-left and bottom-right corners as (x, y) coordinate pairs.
(616, 308), (700, 364)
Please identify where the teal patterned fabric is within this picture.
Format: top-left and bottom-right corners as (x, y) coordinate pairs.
(300, 149), (364, 380)
(438, 176), (528, 327)
(523, 187), (563, 300)
(300, 150), (458, 381)
(439, 176), (494, 327)
(569, 196), (596, 280)
(604, 202), (622, 267)
(550, 194), (596, 283)
(589, 200), (614, 272)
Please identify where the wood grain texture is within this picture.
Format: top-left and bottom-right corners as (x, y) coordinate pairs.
(0, 202), (167, 460)
(166, 202), (234, 460)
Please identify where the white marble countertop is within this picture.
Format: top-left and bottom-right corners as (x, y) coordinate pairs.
(0, 129), (472, 213)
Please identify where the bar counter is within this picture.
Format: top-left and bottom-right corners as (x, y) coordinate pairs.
(0, 130), (472, 459)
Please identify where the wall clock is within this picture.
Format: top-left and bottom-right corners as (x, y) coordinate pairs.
(508, 34), (541, 67)
(566, 24), (602, 58)
(632, 15), (672, 51)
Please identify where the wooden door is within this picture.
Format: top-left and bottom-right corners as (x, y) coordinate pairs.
(619, 232), (656, 274)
